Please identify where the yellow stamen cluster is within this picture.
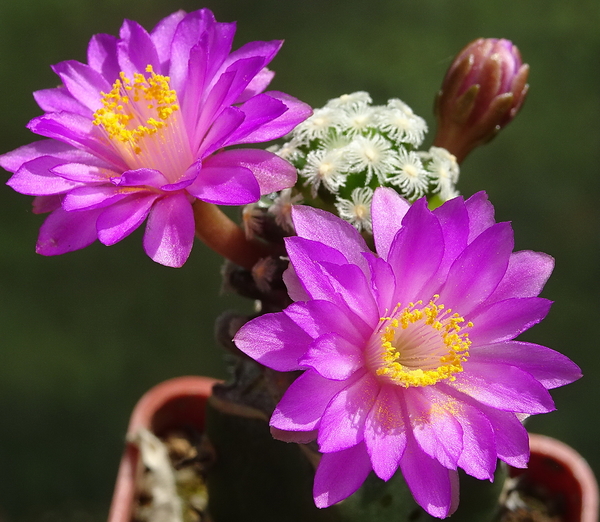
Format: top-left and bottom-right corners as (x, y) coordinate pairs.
(93, 65), (179, 155)
(376, 295), (472, 387)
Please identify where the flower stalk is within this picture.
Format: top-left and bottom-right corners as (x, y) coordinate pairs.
(193, 200), (270, 271)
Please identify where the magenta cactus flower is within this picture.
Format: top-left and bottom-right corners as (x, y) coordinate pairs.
(1, 9), (311, 267)
(434, 38), (529, 163)
(234, 188), (580, 518)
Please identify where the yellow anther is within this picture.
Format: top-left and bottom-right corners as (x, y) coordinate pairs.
(93, 65), (180, 155)
(373, 297), (472, 388)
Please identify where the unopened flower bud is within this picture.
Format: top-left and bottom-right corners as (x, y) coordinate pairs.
(433, 38), (529, 163)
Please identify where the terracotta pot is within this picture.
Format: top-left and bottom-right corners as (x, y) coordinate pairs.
(508, 433), (599, 522)
(107, 376), (219, 522)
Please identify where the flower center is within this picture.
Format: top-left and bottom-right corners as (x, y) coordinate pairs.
(354, 203), (368, 219)
(402, 164), (419, 178)
(367, 296), (472, 387)
(394, 115), (410, 130)
(363, 145), (380, 162)
(93, 65), (194, 183)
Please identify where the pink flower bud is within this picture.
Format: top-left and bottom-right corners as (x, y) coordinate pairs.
(433, 38), (529, 163)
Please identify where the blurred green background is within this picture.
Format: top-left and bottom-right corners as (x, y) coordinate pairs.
(0, 0), (598, 520)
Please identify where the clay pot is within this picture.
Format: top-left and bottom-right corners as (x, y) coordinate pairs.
(508, 433), (598, 522)
(107, 376), (219, 522)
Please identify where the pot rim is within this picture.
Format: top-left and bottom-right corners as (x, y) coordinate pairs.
(509, 433), (599, 522)
(107, 376), (219, 522)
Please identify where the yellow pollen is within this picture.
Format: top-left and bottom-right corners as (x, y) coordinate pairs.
(93, 65), (180, 155)
(373, 295), (472, 387)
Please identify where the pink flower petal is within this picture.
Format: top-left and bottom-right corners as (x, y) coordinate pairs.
(364, 386), (407, 481)
(292, 205), (370, 275)
(387, 198), (444, 304)
(235, 67), (275, 103)
(437, 222), (514, 315)
(204, 149), (296, 195)
(63, 185), (131, 211)
(87, 33), (119, 80)
(187, 163), (260, 205)
(33, 86), (89, 117)
(51, 60), (110, 113)
(282, 263), (310, 302)
(438, 381), (530, 469)
(116, 168), (169, 188)
(52, 163), (116, 184)
(36, 207), (102, 256)
(252, 90), (314, 138)
(284, 237), (350, 301)
(283, 298), (370, 345)
(196, 107), (245, 158)
(198, 20), (238, 88)
(229, 91), (313, 144)
(221, 39), (282, 72)
(464, 191), (496, 243)
(372, 187), (410, 260)
(318, 372), (378, 452)
(404, 387), (463, 470)
(97, 193), (158, 245)
(234, 307), (313, 372)
(150, 10), (186, 66)
(223, 93), (288, 145)
(476, 403), (529, 468)
(0, 140), (93, 173)
(27, 112), (124, 169)
(432, 195), (469, 281)
(317, 261), (380, 327)
(363, 253), (397, 314)
(8, 157), (81, 196)
(470, 341), (581, 389)
(299, 332), (364, 380)
(116, 19), (160, 77)
(143, 193), (195, 267)
(193, 58), (265, 145)
(485, 250), (554, 304)
(271, 370), (351, 433)
(468, 297), (552, 345)
(313, 442), (373, 509)
(422, 385), (496, 480)
(399, 435), (458, 518)
(168, 10), (223, 94)
(449, 361), (556, 414)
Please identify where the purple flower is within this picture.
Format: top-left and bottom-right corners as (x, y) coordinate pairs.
(1, 9), (312, 267)
(434, 38), (529, 163)
(234, 188), (580, 518)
